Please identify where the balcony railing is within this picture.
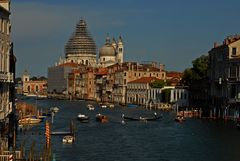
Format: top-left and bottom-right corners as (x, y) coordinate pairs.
(0, 72), (14, 83)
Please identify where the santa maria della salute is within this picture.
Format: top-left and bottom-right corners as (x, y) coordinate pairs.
(58, 19), (124, 67)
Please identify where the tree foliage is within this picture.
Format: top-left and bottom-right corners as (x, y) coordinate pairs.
(182, 55), (208, 85)
(150, 80), (167, 88)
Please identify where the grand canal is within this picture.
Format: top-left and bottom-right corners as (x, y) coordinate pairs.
(17, 98), (240, 161)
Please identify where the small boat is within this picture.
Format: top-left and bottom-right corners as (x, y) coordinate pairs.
(19, 118), (41, 124)
(175, 116), (185, 122)
(108, 103), (115, 108)
(127, 104), (138, 108)
(122, 113), (162, 121)
(101, 104), (107, 108)
(77, 114), (89, 123)
(96, 114), (108, 123)
(62, 135), (74, 144)
(87, 104), (95, 111)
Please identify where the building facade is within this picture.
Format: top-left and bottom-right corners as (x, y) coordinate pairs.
(99, 36), (124, 67)
(48, 63), (78, 94)
(127, 77), (162, 106)
(21, 70), (47, 96)
(0, 0), (16, 150)
(209, 35), (240, 116)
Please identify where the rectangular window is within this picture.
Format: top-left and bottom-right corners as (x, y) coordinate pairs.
(232, 47), (237, 56)
(230, 66), (237, 78)
(124, 79), (126, 85)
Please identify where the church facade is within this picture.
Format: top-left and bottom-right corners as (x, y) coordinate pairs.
(99, 36), (124, 67)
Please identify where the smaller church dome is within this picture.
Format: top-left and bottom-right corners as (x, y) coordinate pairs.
(99, 36), (116, 57)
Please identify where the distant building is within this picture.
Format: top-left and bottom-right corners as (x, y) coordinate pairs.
(166, 71), (183, 86)
(48, 62), (78, 94)
(21, 70), (47, 96)
(127, 77), (162, 105)
(109, 62), (166, 104)
(64, 19), (97, 66)
(170, 87), (189, 107)
(99, 36), (124, 67)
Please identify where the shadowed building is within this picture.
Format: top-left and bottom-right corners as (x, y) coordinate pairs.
(0, 0), (16, 150)
(209, 35), (240, 118)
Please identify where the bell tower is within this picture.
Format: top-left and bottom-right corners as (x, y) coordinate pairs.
(116, 35), (124, 63)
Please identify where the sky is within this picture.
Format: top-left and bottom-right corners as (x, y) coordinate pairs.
(11, 0), (240, 77)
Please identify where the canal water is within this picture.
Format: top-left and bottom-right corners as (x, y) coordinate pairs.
(17, 98), (240, 161)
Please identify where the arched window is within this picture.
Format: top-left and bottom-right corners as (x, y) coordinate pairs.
(86, 60), (88, 65)
(36, 85), (39, 92)
(27, 86), (30, 92)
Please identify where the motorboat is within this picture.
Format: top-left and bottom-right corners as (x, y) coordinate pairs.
(96, 114), (108, 123)
(175, 115), (185, 122)
(18, 117), (41, 124)
(87, 104), (95, 111)
(62, 135), (74, 144)
(77, 114), (89, 123)
(101, 104), (107, 108)
(108, 104), (115, 108)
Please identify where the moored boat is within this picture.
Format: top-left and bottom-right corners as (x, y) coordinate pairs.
(19, 117), (41, 124)
(62, 135), (74, 144)
(87, 104), (95, 111)
(175, 116), (185, 122)
(77, 114), (89, 123)
(96, 113), (108, 123)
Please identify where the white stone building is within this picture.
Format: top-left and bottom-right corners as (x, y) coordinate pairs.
(99, 36), (124, 67)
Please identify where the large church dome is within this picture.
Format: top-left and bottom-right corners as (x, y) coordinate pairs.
(65, 19), (97, 57)
(99, 36), (116, 57)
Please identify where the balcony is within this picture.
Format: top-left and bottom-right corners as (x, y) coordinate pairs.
(0, 72), (14, 83)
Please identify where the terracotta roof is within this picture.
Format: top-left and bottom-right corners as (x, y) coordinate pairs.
(128, 77), (160, 84)
(95, 68), (108, 75)
(212, 35), (240, 50)
(166, 71), (183, 79)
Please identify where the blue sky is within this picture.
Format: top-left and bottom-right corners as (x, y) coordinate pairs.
(11, 0), (240, 77)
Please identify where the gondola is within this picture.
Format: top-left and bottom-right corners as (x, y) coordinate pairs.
(122, 113), (162, 121)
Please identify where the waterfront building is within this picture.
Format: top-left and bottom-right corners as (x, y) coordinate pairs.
(68, 69), (81, 97)
(99, 36), (124, 67)
(127, 77), (162, 105)
(0, 0), (16, 150)
(209, 35), (240, 116)
(166, 71), (183, 86)
(64, 19), (97, 66)
(109, 62), (166, 104)
(95, 68), (108, 102)
(48, 62), (78, 94)
(75, 67), (95, 100)
(21, 70), (47, 96)
(170, 87), (189, 107)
